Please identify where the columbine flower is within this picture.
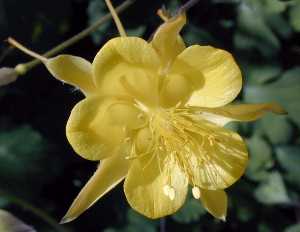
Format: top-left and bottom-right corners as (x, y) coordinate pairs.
(43, 12), (285, 222)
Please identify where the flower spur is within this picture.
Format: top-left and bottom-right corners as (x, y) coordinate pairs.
(8, 0), (286, 223)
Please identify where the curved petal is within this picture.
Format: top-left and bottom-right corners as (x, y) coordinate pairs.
(200, 189), (227, 220)
(45, 55), (96, 95)
(151, 13), (186, 66)
(93, 37), (160, 106)
(60, 154), (130, 223)
(185, 119), (248, 190)
(189, 102), (287, 126)
(124, 154), (188, 219)
(159, 73), (193, 108)
(66, 96), (145, 160)
(172, 45), (242, 107)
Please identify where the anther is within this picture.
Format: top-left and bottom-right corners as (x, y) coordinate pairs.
(163, 185), (175, 200)
(192, 186), (201, 199)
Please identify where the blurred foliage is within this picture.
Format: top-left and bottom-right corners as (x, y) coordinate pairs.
(0, 0), (300, 231)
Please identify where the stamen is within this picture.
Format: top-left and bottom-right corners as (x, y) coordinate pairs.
(104, 0), (127, 37)
(163, 185), (175, 200)
(192, 186), (201, 199)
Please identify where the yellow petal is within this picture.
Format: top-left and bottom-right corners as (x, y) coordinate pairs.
(192, 103), (287, 126)
(151, 13), (186, 66)
(124, 154), (188, 219)
(66, 96), (143, 160)
(61, 154), (130, 223)
(45, 55), (96, 95)
(93, 37), (160, 106)
(186, 119), (248, 190)
(200, 189), (227, 220)
(159, 73), (193, 107)
(172, 45), (242, 107)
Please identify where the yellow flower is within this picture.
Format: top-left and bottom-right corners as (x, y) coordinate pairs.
(44, 13), (285, 222)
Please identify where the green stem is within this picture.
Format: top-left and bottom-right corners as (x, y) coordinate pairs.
(18, 0), (135, 74)
(0, 190), (67, 232)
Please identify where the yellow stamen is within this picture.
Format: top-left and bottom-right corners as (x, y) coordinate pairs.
(192, 186), (201, 199)
(7, 37), (47, 63)
(104, 0), (127, 37)
(163, 185), (175, 200)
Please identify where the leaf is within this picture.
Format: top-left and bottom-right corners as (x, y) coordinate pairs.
(172, 197), (206, 223)
(126, 26), (146, 37)
(263, 0), (287, 13)
(0, 209), (36, 232)
(254, 171), (290, 204)
(87, 0), (110, 44)
(260, 115), (293, 144)
(184, 25), (219, 46)
(244, 67), (300, 127)
(284, 223), (300, 232)
(126, 209), (157, 232)
(276, 146), (300, 187)
(236, 1), (280, 56)
(246, 136), (273, 181)
(244, 63), (281, 85)
(0, 125), (50, 196)
(289, 3), (300, 32)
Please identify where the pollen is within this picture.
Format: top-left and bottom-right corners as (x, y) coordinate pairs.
(192, 186), (201, 199)
(163, 185), (175, 200)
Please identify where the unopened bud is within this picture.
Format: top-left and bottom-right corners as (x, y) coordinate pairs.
(0, 67), (18, 86)
(0, 209), (36, 232)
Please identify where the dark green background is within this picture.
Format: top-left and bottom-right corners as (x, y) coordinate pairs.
(0, 0), (300, 231)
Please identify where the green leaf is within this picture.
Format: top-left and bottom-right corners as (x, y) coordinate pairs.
(263, 0), (287, 13)
(260, 115), (293, 144)
(244, 67), (300, 127)
(236, 205), (254, 222)
(0, 125), (49, 196)
(284, 223), (300, 232)
(236, 1), (280, 56)
(87, 0), (110, 44)
(276, 146), (300, 187)
(246, 136), (273, 181)
(244, 63), (281, 85)
(184, 25), (218, 46)
(172, 197), (206, 223)
(254, 171), (290, 204)
(127, 26), (146, 37)
(289, 3), (300, 32)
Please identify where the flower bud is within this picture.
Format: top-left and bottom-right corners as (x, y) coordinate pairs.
(0, 209), (36, 232)
(0, 67), (18, 86)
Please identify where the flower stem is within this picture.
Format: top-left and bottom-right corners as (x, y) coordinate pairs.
(0, 190), (67, 232)
(178, 0), (200, 14)
(11, 0), (134, 75)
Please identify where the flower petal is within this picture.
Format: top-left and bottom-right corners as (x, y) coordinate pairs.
(192, 103), (287, 126)
(61, 154), (130, 223)
(124, 154), (188, 219)
(45, 55), (96, 95)
(200, 189), (227, 220)
(66, 96), (145, 160)
(93, 37), (160, 106)
(151, 13), (186, 66)
(172, 45), (242, 107)
(185, 119), (248, 190)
